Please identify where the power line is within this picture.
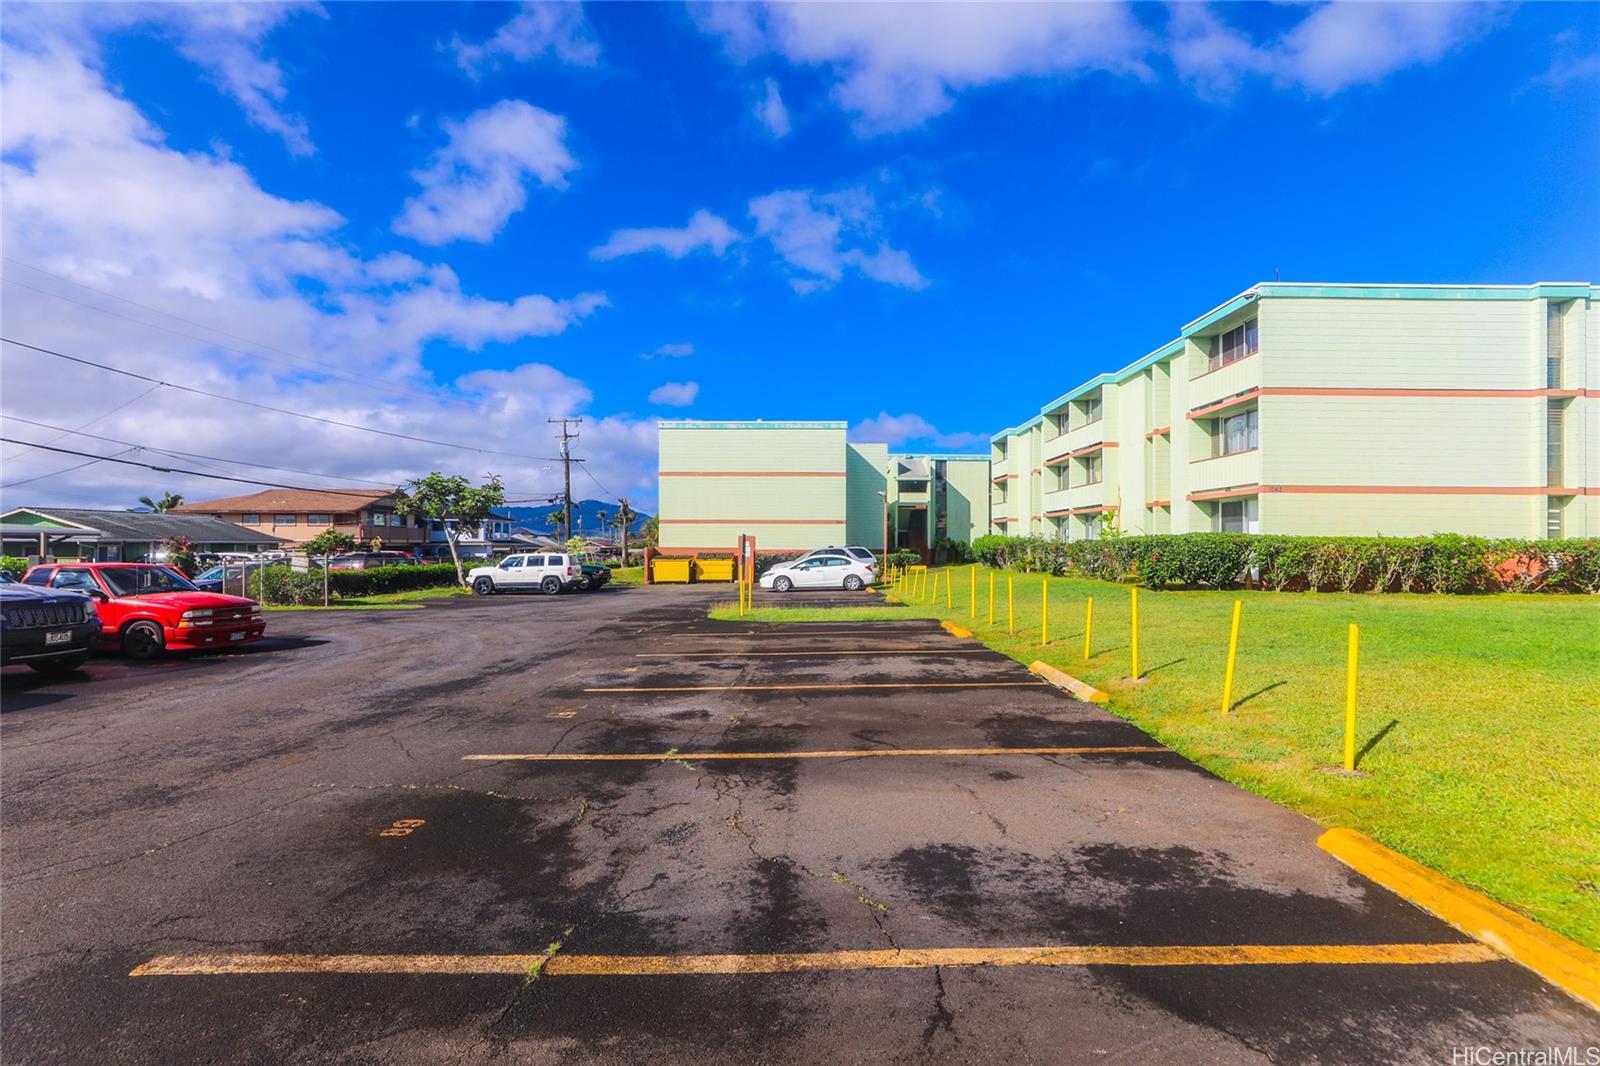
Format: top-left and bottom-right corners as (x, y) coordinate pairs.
(548, 417), (583, 539)
(2, 336), (568, 465)
(0, 447), (138, 490)
(0, 415), (564, 499)
(1, 260), (477, 409)
(0, 438), (405, 495)
(0, 381), (161, 466)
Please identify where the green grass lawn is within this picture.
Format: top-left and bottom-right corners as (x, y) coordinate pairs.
(264, 585), (470, 611)
(711, 569), (1600, 949)
(609, 566), (645, 586)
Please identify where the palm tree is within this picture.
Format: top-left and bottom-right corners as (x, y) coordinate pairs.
(611, 499), (637, 564)
(138, 491), (184, 512)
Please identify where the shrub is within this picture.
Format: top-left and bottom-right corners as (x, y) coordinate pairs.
(969, 533), (1600, 594)
(1, 555), (28, 578)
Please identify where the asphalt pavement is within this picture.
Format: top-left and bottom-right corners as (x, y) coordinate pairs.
(2, 583), (1595, 1064)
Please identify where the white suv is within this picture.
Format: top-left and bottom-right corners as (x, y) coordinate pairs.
(468, 553), (579, 596)
(793, 546), (877, 571)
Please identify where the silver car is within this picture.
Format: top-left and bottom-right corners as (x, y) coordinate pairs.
(759, 555), (876, 593)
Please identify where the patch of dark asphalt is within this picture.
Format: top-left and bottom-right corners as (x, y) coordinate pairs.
(977, 712), (1156, 749)
(728, 857), (830, 954)
(988, 770), (1022, 781)
(878, 841), (1474, 948)
(666, 709), (711, 721)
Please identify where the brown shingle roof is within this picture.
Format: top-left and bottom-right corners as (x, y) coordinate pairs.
(175, 488), (397, 514)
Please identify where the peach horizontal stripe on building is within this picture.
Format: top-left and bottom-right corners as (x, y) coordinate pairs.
(1043, 441), (1118, 467)
(659, 471), (847, 477)
(129, 942), (1499, 978)
(1257, 386), (1600, 399)
(1145, 426), (1171, 437)
(1187, 389), (1262, 419)
(1146, 499), (1171, 508)
(461, 745), (1167, 762)
(1044, 506), (1114, 518)
(1186, 484), (1595, 502)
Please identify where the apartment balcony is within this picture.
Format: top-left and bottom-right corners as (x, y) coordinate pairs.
(1188, 351), (1262, 412)
(1188, 448), (1261, 496)
(1042, 481), (1108, 517)
(1041, 418), (1108, 465)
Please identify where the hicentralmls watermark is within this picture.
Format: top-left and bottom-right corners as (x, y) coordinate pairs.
(1452, 1048), (1600, 1066)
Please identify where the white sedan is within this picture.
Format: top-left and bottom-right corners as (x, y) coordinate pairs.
(759, 556), (876, 592)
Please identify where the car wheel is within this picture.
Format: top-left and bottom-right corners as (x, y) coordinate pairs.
(121, 621), (165, 661)
(28, 653), (88, 675)
(843, 575), (864, 591)
(473, 577), (495, 596)
(541, 576), (562, 595)
(576, 574), (592, 591)
(774, 576), (793, 592)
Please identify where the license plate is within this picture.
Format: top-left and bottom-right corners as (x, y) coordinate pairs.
(45, 631), (71, 645)
(229, 631), (247, 641)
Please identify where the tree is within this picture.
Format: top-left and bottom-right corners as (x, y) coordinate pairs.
(638, 515), (659, 550)
(301, 528), (356, 558)
(139, 491), (184, 512)
(161, 535), (197, 576)
(611, 499), (638, 564)
(394, 473), (505, 587)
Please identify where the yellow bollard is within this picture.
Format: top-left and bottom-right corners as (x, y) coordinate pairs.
(1041, 580), (1049, 645)
(1344, 623), (1360, 771)
(969, 566), (976, 620)
(945, 568), (952, 609)
(1084, 597), (1093, 661)
(988, 571), (995, 626)
(1220, 599), (1242, 714)
(1130, 586), (1140, 680)
(1007, 576), (1015, 635)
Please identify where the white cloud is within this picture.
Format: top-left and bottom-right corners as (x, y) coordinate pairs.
(4, 1), (321, 154)
(1170, 2), (1507, 99)
(1532, 29), (1600, 91)
(393, 100), (576, 245)
(648, 381), (699, 406)
(696, 2), (1151, 133)
(451, 1), (601, 76)
(0, 35), (659, 514)
(590, 209), (740, 260)
(850, 412), (985, 450)
(748, 188), (928, 293)
(641, 343), (694, 360)
(755, 77), (791, 137)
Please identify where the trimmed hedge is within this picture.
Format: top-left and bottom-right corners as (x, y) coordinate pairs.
(247, 563), (464, 605)
(969, 533), (1600, 594)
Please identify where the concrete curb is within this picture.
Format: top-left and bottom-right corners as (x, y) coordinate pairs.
(1027, 661), (1110, 705)
(1318, 828), (1599, 1012)
(941, 621), (973, 639)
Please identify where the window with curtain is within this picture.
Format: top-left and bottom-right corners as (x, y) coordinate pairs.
(1216, 408), (1258, 456)
(1206, 318), (1259, 372)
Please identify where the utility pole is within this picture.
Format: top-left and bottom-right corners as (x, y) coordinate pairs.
(548, 418), (584, 539)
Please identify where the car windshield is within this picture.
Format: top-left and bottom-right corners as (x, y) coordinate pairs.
(99, 567), (199, 596)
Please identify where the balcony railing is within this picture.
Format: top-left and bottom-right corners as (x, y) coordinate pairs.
(1188, 448), (1261, 495)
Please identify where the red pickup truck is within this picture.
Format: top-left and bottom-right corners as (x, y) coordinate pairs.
(21, 562), (265, 660)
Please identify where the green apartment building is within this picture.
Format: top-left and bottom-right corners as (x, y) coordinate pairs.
(656, 421), (989, 558)
(992, 282), (1597, 540)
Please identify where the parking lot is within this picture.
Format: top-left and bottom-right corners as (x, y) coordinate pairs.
(3, 584), (1596, 1063)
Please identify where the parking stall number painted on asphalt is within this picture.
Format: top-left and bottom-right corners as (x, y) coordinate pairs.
(378, 819), (426, 838)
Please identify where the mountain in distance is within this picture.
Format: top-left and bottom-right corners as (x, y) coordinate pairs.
(499, 499), (652, 537)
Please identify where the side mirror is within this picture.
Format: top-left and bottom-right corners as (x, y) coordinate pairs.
(86, 589), (109, 602)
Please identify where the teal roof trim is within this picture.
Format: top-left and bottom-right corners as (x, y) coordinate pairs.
(889, 452), (991, 461)
(1253, 282), (1593, 303)
(990, 414), (1043, 443)
(657, 420), (847, 430)
(1038, 337), (1186, 415)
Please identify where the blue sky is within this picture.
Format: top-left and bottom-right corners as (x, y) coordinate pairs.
(2, 2), (1597, 511)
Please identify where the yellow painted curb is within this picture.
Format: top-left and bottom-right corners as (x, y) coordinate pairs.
(941, 621), (973, 639)
(883, 595), (903, 605)
(1028, 661), (1110, 705)
(1318, 828), (1600, 1011)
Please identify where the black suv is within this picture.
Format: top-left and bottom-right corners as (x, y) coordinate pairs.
(0, 575), (101, 674)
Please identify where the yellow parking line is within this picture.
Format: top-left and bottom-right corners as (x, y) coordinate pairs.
(583, 681), (1048, 693)
(131, 942), (1498, 978)
(461, 745), (1167, 762)
(634, 649), (993, 657)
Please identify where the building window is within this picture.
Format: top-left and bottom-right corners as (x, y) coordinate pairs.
(1546, 301), (1566, 389)
(1082, 453), (1103, 485)
(390, 513), (405, 526)
(335, 514), (355, 525)
(240, 513), (260, 524)
(1216, 408), (1259, 456)
(1081, 395), (1103, 424)
(1546, 499), (1565, 540)
(274, 514), (296, 526)
(307, 514), (331, 526)
(1547, 400), (1564, 487)
(899, 480), (928, 493)
(1218, 498), (1259, 534)
(1207, 318), (1258, 372)
(1083, 514), (1102, 541)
